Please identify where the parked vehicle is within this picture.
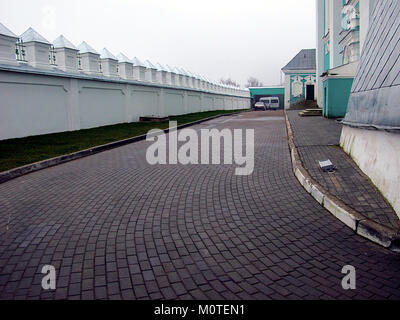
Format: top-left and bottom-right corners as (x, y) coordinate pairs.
(260, 97), (280, 110)
(254, 102), (266, 110)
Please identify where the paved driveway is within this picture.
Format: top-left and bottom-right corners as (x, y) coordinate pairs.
(1, 110), (399, 300)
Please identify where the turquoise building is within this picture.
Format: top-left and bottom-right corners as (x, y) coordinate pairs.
(248, 86), (285, 109)
(281, 49), (316, 109)
(316, 0), (377, 118)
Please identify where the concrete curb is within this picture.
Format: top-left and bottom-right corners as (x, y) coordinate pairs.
(284, 111), (400, 251)
(0, 110), (248, 184)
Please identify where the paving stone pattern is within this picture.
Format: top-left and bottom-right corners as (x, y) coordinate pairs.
(0, 111), (400, 300)
(286, 110), (400, 231)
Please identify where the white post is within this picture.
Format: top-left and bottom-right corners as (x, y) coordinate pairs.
(144, 60), (157, 83)
(132, 57), (146, 81)
(173, 67), (184, 87)
(157, 63), (170, 85)
(53, 35), (79, 72)
(166, 65), (177, 86)
(78, 41), (101, 75)
(117, 53), (134, 80)
(100, 48), (119, 77)
(20, 27), (52, 69)
(0, 23), (19, 66)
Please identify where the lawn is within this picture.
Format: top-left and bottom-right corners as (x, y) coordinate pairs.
(0, 110), (244, 172)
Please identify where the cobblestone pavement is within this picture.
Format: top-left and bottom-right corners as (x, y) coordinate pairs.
(1, 110), (400, 300)
(286, 110), (400, 231)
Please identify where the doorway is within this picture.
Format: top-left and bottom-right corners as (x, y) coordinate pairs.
(306, 85), (315, 100)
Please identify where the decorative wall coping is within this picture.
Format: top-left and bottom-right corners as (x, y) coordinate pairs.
(0, 22), (249, 95)
(0, 63), (250, 98)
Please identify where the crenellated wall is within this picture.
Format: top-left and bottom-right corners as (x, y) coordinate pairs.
(0, 23), (250, 140)
(0, 66), (250, 140)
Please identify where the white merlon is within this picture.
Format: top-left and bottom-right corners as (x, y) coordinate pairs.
(20, 27), (49, 44)
(132, 57), (146, 81)
(117, 52), (132, 63)
(53, 35), (79, 72)
(173, 67), (185, 87)
(165, 64), (177, 86)
(100, 48), (118, 77)
(19, 27), (51, 69)
(144, 59), (157, 83)
(0, 22), (19, 66)
(0, 22), (17, 38)
(53, 35), (77, 50)
(78, 41), (98, 54)
(0, 24), (250, 96)
(152, 62), (166, 85)
(117, 53), (133, 80)
(78, 41), (101, 75)
(100, 48), (117, 60)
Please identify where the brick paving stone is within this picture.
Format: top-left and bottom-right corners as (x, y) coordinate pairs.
(0, 111), (400, 300)
(287, 110), (400, 231)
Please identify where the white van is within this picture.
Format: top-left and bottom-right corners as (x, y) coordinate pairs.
(260, 97), (280, 110)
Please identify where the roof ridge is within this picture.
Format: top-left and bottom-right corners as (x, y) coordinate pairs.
(78, 41), (98, 54)
(53, 35), (77, 50)
(282, 48), (316, 71)
(20, 27), (50, 44)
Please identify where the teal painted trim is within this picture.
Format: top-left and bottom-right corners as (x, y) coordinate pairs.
(289, 73), (316, 105)
(249, 87), (285, 109)
(324, 46), (330, 72)
(322, 78), (354, 118)
(249, 87), (284, 98)
(285, 73), (316, 76)
(342, 0), (347, 30)
(324, 0), (326, 35)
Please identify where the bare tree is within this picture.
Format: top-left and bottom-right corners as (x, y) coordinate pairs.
(220, 78), (241, 88)
(246, 77), (264, 88)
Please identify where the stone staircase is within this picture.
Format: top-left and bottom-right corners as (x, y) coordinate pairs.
(299, 108), (323, 117)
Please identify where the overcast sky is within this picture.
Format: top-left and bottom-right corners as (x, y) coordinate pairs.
(0, 0), (316, 87)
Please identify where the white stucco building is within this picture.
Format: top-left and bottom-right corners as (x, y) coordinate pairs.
(281, 49), (316, 109)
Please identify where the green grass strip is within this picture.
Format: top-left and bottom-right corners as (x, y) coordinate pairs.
(0, 110), (243, 172)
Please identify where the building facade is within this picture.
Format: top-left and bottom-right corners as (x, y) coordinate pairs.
(316, 0), (377, 118)
(340, 0), (400, 216)
(249, 86), (285, 109)
(281, 49), (316, 109)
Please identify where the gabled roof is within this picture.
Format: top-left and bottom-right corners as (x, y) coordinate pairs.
(185, 70), (194, 77)
(165, 64), (176, 73)
(117, 53), (133, 63)
(0, 22), (18, 38)
(132, 57), (146, 67)
(100, 48), (117, 60)
(282, 49), (316, 71)
(116, 52), (133, 63)
(53, 35), (77, 50)
(173, 67), (184, 75)
(78, 41), (98, 54)
(156, 62), (168, 72)
(179, 68), (190, 76)
(20, 27), (49, 44)
(144, 59), (157, 69)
